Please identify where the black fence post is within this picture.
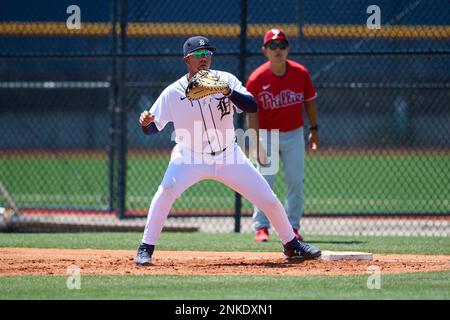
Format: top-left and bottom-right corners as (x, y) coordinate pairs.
(234, 0), (248, 233)
(108, 0), (118, 213)
(116, 0), (128, 219)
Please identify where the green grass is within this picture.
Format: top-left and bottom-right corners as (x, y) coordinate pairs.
(1, 232), (450, 255)
(1, 272), (449, 300)
(1, 232), (449, 300)
(1, 152), (449, 213)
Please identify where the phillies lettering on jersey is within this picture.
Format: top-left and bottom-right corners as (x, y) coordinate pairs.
(258, 90), (305, 110)
(246, 60), (317, 132)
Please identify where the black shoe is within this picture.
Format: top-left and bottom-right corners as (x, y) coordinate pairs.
(136, 243), (154, 265)
(283, 237), (321, 260)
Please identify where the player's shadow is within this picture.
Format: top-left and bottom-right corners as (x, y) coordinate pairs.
(263, 240), (365, 245)
(212, 259), (309, 268)
(307, 240), (365, 244)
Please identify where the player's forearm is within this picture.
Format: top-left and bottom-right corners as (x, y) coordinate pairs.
(228, 90), (258, 113)
(304, 101), (318, 127)
(247, 112), (259, 131)
(142, 122), (159, 135)
(247, 112), (260, 144)
(247, 112), (261, 160)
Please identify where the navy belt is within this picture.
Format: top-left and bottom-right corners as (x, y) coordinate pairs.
(209, 146), (228, 156)
(208, 138), (236, 156)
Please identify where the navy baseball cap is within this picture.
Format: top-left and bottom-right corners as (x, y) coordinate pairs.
(183, 36), (216, 56)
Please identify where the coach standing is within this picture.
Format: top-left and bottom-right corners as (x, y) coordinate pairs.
(246, 28), (320, 243)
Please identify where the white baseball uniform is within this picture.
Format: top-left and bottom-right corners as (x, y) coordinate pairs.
(141, 70), (296, 245)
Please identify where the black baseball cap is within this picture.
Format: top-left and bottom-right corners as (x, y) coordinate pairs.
(183, 36), (216, 56)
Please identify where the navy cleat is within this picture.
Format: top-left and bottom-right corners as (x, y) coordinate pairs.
(283, 237), (321, 260)
(135, 243), (154, 265)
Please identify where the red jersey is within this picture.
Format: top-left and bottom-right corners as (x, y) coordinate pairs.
(246, 60), (317, 132)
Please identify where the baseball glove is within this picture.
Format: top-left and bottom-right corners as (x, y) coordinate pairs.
(185, 70), (231, 100)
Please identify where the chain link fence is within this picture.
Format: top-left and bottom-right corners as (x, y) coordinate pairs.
(0, 0), (448, 236)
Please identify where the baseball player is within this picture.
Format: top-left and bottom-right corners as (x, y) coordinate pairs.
(135, 35), (321, 265)
(246, 28), (320, 243)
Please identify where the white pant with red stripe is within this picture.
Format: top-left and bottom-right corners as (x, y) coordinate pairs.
(142, 142), (296, 246)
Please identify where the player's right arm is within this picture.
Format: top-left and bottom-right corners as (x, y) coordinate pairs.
(140, 111), (159, 135)
(140, 86), (173, 136)
(140, 110), (155, 127)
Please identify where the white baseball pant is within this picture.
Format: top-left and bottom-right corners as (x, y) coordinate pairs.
(142, 142), (296, 245)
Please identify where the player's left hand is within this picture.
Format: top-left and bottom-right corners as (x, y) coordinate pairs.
(185, 70), (231, 100)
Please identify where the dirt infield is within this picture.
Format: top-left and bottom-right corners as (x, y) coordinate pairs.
(1, 248), (450, 277)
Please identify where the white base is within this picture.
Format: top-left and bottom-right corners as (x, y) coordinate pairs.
(319, 250), (373, 261)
